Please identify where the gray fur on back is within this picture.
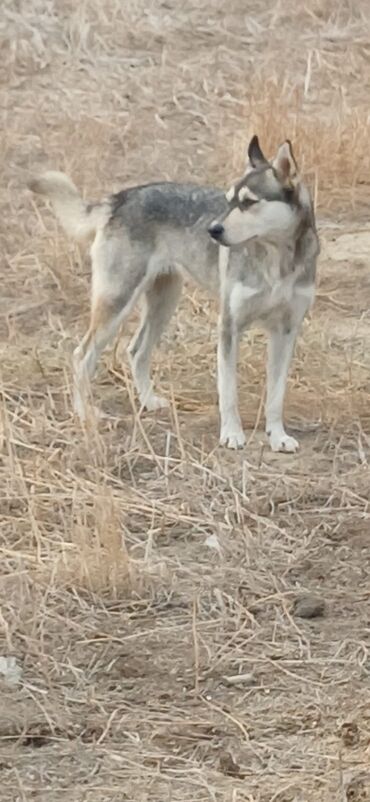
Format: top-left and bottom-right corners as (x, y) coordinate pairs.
(109, 183), (227, 231)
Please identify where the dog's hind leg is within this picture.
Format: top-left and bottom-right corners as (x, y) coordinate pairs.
(128, 272), (183, 410)
(73, 300), (123, 420)
(73, 233), (147, 420)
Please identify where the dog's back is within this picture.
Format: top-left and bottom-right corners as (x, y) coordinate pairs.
(110, 182), (227, 229)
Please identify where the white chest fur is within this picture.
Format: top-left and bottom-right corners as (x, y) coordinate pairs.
(224, 239), (303, 329)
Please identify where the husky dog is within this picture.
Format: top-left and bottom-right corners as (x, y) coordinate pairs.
(28, 136), (319, 451)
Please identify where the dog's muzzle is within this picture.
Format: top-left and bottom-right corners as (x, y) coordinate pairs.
(208, 222), (224, 242)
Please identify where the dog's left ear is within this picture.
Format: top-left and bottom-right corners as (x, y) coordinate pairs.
(273, 140), (299, 185)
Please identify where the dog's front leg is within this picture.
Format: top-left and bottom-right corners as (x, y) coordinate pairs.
(265, 325), (300, 453)
(217, 308), (245, 449)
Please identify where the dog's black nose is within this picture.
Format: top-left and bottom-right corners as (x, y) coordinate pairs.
(208, 222), (224, 241)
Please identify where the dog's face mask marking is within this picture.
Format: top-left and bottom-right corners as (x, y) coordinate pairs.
(209, 136), (300, 247)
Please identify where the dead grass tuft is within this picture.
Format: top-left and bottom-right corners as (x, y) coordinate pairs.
(52, 492), (133, 594)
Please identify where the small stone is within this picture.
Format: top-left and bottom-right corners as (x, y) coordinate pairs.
(219, 751), (245, 778)
(0, 656), (22, 686)
(341, 722), (360, 747)
(222, 671), (255, 686)
(345, 774), (369, 802)
(292, 595), (326, 619)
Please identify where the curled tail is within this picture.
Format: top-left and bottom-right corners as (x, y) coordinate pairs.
(28, 171), (109, 240)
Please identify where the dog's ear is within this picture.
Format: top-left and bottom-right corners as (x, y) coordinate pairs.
(273, 140), (299, 185)
(247, 135), (268, 168)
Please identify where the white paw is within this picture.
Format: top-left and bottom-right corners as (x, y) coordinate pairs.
(144, 395), (170, 412)
(73, 396), (87, 422)
(91, 405), (109, 420)
(268, 431), (299, 453)
(73, 404), (106, 423)
(220, 428), (246, 449)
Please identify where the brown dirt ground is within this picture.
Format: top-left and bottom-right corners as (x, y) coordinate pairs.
(1, 1), (370, 800)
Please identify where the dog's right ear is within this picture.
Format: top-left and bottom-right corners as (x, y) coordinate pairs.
(247, 135), (268, 168)
(272, 140), (299, 185)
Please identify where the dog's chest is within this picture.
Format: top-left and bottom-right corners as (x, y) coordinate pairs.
(228, 245), (297, 325)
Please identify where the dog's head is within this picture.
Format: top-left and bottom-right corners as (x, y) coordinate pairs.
(209, 136), (306, 247)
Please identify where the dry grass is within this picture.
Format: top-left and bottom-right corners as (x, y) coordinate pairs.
(1, 0), (370, 800)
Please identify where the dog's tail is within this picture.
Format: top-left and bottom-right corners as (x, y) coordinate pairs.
(28, 171), (109, 240)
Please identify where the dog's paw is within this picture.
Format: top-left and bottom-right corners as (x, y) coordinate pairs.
(220, 428), (246, 449)
(73, 404), (107, 425)
(269, 431), (299, 453)
(144, 395), (170, 412)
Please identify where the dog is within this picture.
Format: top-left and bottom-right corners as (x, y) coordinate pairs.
(28, 135), (319, 451)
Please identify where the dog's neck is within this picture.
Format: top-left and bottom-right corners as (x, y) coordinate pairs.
(230, 234), (298, 284)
